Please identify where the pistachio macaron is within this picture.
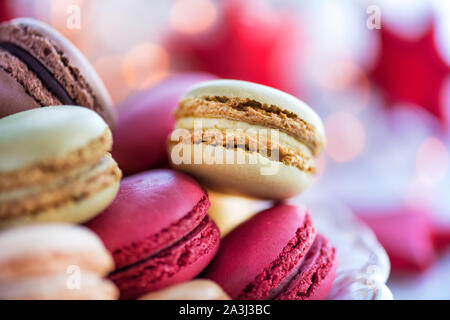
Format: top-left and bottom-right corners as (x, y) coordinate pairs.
(168, 79), (326, 199)
(0, 106), (122, 228)
(0, 18), (115, 128)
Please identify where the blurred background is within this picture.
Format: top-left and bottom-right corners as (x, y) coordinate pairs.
(1, 0), (449, 299)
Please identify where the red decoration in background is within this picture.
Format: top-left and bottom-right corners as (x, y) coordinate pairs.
(0, 0), (12, 22)
(357, 210), (436, 272)
(370, 22), (450, 125)
(166, 0), (304, 95)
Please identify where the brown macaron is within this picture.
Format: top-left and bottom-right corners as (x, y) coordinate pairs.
(0, 18), (115, 128)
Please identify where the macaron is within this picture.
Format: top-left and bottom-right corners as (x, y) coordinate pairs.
(168, 79), (326, 199)
(0, 106), (122, 228)
(207, 190), (272, 237)
(139, 279), (230, 300)
(204, 204), (337, 300)
(86, 169), (220, 300)
(0, 18), (115, 128)
(0, 224), (118, 300)
(112, 73), (216, 176)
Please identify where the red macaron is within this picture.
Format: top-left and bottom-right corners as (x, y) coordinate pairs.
(112, 73), (216, 176)
(85, 169), (220, 300)
(204, 204), (337, 300)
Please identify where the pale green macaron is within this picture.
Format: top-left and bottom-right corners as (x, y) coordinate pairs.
(0, 106), (122, 228)
(169, 79), (326, 200)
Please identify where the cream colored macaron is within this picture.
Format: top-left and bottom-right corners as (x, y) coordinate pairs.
(138, 279), (230, 300)
(0, 224), (118, 300)
(0, 106), (122, 228)
(207, 190), (272, 237)
(168, 79), (326, 199)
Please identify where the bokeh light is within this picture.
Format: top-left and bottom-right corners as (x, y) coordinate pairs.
(169, 0), (217, 34)
(94, 54), (128, 104)
(325, 112), (366, 162)
(416, 137), (449, 187)
(122, 43), (170, 90)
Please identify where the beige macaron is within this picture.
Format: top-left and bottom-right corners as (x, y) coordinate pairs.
(139, 279), (230, 300)
(207, 190), (272, 237)
(0, 224), (118, 300)
(0, 106), (122, 228)
(168, 79), (326, 199)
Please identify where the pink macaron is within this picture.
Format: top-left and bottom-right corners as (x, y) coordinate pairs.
(112, 73), (216, 176)
(85, 169), (220, 300)
(204, 204), (337, 300)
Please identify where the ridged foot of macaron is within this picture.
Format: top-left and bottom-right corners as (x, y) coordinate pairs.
(168, 79), (326, 200)
(86, 169), (221, 300)
(0, 224), (118, 300)
(0, 106), (122, 228)
(0, 18), (115, 128)
(204, 204), (337, 300)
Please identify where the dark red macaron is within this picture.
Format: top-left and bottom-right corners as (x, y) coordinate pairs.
(112, 73), (216, 176)
(203, 204), (337, 300)
(85, 169), (220, 300)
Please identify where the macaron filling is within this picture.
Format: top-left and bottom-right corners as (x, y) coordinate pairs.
(171, 129), (316, 173)
(0, 153), (121, 220)
(112, 192), (210, 269)
(0, 128), (113, 191)
(0, 42), (74, 105)
(109, 216), (220, 300)
(276, 234), (336, 300)
(176, 96), (324, 156)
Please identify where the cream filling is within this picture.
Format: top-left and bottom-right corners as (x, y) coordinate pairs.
(175, 117), (313, 159)
(0, 154), (115, 203)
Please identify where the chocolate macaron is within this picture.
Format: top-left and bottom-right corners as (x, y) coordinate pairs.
(0, 18), (114, 128)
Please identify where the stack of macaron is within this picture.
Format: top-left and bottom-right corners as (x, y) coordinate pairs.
(106, 78), (337, 299)
(0, 17), (337, 300)
(0, 18), (122, 299)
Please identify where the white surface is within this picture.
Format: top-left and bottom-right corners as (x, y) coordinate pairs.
(388, 250), (450, 300)
(290, 195), (393, 300)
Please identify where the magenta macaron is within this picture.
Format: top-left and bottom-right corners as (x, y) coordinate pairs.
(112, 73), (216, 176)
(204, 204), (337, 300)
(86, 169), (220, 300)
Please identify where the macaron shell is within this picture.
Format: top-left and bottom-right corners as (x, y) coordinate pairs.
(0, 224), (114, 281)
(207, 190), (272, 237)
(182, 79), (325, 138)
(277, 234), (337, 300)
(0, 18), (115, 127)
(110, 217), (220, 300)
(112, 73), (216, 175)
(204, 204), (315, 298)
(0, 106), (108, 172)
(0, 181), (120, 228)
(139, 279), (230, 300)
(0, 272), (118, 300)
(169, 143), (313, 200)
(85, 169), (207, 262)
(0, 66), (40, 118)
